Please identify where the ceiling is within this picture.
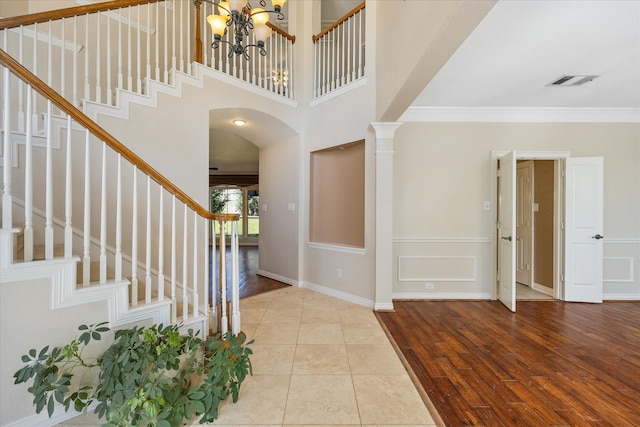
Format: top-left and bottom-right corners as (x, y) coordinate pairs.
(210, 0), (640, 173)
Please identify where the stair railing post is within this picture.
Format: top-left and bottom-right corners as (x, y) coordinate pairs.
(193, 0), (203, 64)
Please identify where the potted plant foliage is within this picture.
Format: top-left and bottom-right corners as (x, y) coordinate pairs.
(13, 322), (253, 427)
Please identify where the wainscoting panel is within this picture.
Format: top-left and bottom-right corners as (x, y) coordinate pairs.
(392, 238), (491, 300)
(603, 239), (640, 299)
(398, 256), (476, 282)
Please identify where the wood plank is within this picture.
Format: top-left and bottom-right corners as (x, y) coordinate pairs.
(377, 300), (640, 426)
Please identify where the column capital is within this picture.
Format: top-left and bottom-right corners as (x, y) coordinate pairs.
(371, 122), (403, 140)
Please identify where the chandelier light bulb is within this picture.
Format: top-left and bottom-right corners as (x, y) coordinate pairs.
(251, 8), (270, 25)
(227, 0), (248, 13)
(217, 1), (231, 17)
(207, 14), (227, 38)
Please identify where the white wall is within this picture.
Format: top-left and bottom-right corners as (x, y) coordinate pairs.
(392, 122), (640, 300)
(1, 278), (113, 425)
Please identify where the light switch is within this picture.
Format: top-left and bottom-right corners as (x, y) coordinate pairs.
(533, 203), (539, 212)
(288, 203), (295, 211)
(261, 204), (267, 212)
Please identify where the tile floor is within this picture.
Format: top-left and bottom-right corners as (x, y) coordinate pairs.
(58, 286), (437, 426)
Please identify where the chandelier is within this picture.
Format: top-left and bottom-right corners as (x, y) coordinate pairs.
(203, 0), (287, 60)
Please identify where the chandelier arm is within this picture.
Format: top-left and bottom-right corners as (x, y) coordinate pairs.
(242, 43), (267, 60)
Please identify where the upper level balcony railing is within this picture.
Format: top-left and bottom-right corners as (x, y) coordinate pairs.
(312, 2), (366, 99)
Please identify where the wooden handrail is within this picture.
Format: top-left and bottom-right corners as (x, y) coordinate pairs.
(0, 48), (233, 222)
(0, 0), (163, 30)
(267, 22), (296, 43)
(312, 1), (365, 43)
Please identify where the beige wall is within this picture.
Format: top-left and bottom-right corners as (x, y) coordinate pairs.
(533, 160), (554, 288)
(310, 142), (365, 248)
(392, 122), (640, 299)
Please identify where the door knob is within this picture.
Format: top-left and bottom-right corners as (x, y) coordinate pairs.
(592, 234), (604, 240)
(501, 236), (512, 242)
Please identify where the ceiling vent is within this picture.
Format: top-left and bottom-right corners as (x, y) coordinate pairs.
(548, 75), (600, 86)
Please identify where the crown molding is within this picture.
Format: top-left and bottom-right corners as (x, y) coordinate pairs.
(399, 107), (640, 123)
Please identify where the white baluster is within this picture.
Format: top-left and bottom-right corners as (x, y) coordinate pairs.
(45, 101), (53, 260)
(84, 15), (90, 104)
(186, 0), (191, 76)
(219, 219), (227, 335)
(192, 211), (198, 318)
(32, 22), (39, 134)
(358, 10), (364, 79)
(47, 21), (52, 87)
(171, 0), (176, 83)
(145, 176), (152, 303)
(118, 8), (123, 91)
(146, 4), (151, 90)
(115, 154), (122, 281)
(164, 1), (169, 83)
(210, 219), (218, 333)
(96, 13), (101, 103)
(204, 217), (209, 321)
(231, 220), (240, 335)
(61, 18), (66, 99)
(131, 167), (138, 305)
(106, 11), (112, 104)
(137, 5), (143, 94)
(158, 190), (165, 300)
(82, 130), (91, 286)
(171, 195), (177, 322)
(127, 6), (133, 91)
(24, 86), (33, 261)
(99, 143), (107, 283)
(179, 0), (184, 74)
(155, 3), (160, 81)
(17, 26), (24, 132)
(64, 115), (73, 258)
(2, 66), (12, 230)
(72, 16), (78, 107)
(182, 204), (188, 319)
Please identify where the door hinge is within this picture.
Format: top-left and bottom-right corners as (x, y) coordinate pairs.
(497, 169), (502, 177)
(560, 274), (564, 283)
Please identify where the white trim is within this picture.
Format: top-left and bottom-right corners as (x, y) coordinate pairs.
(256, 269), (299, 287)
(603, 256), (635, 283)
(393, 292), (491, 300)
(307, 241), (366, 255)
(4, 402), (98, 427)
(374, 302), (394, 311)
(397, 255), (477, 282)
(603, 293), (640, 301)
(302, 281), (374, 309)
(310, 77), (368, 107)
(400, 107), (640, 123)
(393, 237), (491, 244)
(531, 282), (554, 296)
(8, 26), (83, 53)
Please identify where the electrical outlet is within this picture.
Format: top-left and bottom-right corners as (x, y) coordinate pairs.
(425, 283), (434, 290)
(337, 268), (342, 278)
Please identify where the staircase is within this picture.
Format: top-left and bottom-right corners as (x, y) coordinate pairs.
(0, 0), (286, 332)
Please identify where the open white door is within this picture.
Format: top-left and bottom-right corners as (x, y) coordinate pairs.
(564, 157), (604, 302)
(498, 151), (516, 311)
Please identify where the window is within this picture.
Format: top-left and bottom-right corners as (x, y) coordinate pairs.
(211, 185), (259, 242)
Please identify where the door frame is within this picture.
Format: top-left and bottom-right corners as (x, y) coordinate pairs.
(490, 150), (571, 301)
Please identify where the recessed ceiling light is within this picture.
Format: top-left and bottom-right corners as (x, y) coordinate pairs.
(233, 119), (247, 126)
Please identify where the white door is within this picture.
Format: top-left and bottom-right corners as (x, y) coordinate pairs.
(498, 151), (516, 311)
(516, 161), (533, 287)
(564, 157), (604, 302)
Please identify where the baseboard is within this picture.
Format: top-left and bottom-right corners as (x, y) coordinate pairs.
(392, 292), (492, 300)
(4, 402), (98, 427)
(531, 282), (554, 296)
(256, 269), (299, 287)
(603, 294), (640, 301)
(301, 281), (374, 309)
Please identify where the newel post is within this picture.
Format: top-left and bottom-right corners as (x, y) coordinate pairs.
(371, 122), (403, 312)
(193, 0), (203, 64)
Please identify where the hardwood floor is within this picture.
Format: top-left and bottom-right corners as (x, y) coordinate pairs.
(376, 300), (640, 427)
(212, 246), (288, 301)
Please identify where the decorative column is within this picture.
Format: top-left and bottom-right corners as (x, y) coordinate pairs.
(371, 122), (402, 311)
(193, 0), (203, 64)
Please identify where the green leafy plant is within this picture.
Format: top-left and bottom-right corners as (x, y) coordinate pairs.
(14, 323), (253, 427)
